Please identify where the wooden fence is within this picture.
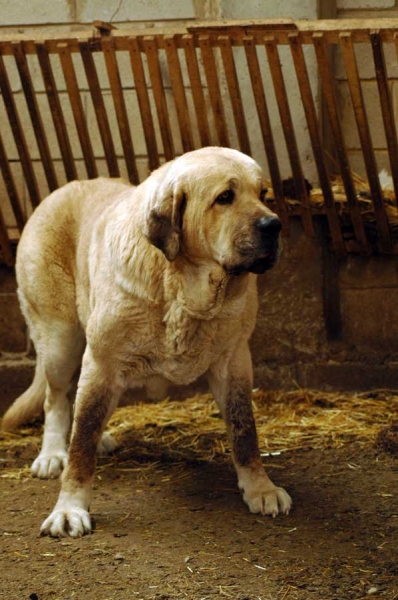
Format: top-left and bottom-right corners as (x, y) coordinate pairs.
(1, 18), (398, 265)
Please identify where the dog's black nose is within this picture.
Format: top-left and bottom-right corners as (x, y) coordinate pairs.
(255, 216), (282, 236)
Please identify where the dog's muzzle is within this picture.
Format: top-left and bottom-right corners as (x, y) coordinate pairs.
(225, 215), (282, 276)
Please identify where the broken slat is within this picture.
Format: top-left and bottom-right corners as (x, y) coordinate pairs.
(242, 36), (289, 232)
(340, 33), (392, 254)
(79, 40), (120, 178)
(198, 36), (230, 147)
(102, 39), (139, 184)
(1, 47), (41, 207)
(11, 42), (58, 194)
(128, 37), (159, 172)
(313, 32), (368, 253)
(218, 36), (251, 156)
(288, 33), (345, 255)
(264, 35), (314, 237)
(57, 43), (98, 180)
(164, 35), (194, 153)
(36, 42), (77, 182)
(0, 130), (24, 232)
(180, 34), (211, 147)
(142, 36), (175, 161)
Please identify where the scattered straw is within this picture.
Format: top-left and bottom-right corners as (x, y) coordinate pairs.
(1, 390), (397, 471)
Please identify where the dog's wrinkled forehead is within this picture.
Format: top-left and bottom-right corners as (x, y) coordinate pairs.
(167, 148), (263, 196)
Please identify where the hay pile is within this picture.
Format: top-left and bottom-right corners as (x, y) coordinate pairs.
(266, 172), (398, 227)
(1, 389), (397, 474)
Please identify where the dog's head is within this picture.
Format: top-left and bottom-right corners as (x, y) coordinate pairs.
(143, 147), (281, 275)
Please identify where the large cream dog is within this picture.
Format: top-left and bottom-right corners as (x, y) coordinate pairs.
(2, 147), (292, 537)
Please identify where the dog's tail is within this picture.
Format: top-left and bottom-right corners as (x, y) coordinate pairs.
(1, 355), (46, 431)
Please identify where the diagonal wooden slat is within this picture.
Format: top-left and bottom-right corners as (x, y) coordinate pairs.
(36, 42), (77, 182)
(164, 35), (194, 153)
(242, 36), (289, 232)
(11, 42), (57, 195)
(288, 32), (345, 255)
(128, 36), (159, 171)
(313, 32), (368, 253)
(198, 35), (230, 148)
(0, 47), (40, 207)
(142, 36), (175, 161)
(0, 202), (13, 266)
(180, 34), (211, 147)
(79, 39), (120, 178)
(264, 35), (314, 236)
(57, 42), (98, 179)
(340, 32), (392, 253)
(102, 38), (139, 184)
(218, 35), (251, 156)
(0, 124), (25, 232)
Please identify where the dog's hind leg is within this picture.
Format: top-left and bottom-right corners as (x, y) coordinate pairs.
(31, 322), (85, 479)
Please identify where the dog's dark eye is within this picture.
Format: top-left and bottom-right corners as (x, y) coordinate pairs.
(260, 188), (268, 203)
(215, 189), (235, 205)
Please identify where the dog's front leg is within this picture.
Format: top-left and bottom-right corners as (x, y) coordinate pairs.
(41, 348), (120, 537)
(208, 341), (292, 517)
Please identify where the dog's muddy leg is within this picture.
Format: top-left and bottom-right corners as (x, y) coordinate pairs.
(208, 342), (292, 517)
(31, 324), (85, 479)
(41, 347), (120, 537)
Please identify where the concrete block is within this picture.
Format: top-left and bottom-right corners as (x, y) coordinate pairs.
(0, 0), (74, 25)
(337, 81), (387, 150)
(0, 293), (26, 353)
(340, 256), (398, 289)
(251, 220), (326, 364)
(298, 362), (398, 392)
(340, 288), (398, 353)
(77, 0), (195, 23)
(337, 0), (394, 8)
(220, 0), (318, 19)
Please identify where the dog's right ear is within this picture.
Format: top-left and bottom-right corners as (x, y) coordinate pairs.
(144, 179), (187, 261)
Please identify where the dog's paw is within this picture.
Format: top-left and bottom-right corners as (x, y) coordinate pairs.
(41, 507), (92, 538)
(97, 432), (118, 456)
(238, 473), (292, 517)
(31, 451), (68, 479)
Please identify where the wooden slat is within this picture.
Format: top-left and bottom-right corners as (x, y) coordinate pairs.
(128, 36), (159, 172)
(57, 43), (98, 179)
(11, 42), (58, 194)
(102, 39), (138, 183)
(164, 35), (194, 153)
(180, 34), (211, 147)
(242, 36), (289, 232)
(372, 32), (398, 203)
(0, 202), (13, 266)
(288, 32), (345, 255)
(0, 48), (41, 207)
(0, 128), (25, 232)
(142, 36), (175, 161)
(264, 35), (314, 236)
(36, 42), (77, 182)
(312, 32), (368, 252)
(79, 40), (120, 177)
(218, 36), (251, 156)
(198, 35), (230, 147)
(340, 33), (392, 253)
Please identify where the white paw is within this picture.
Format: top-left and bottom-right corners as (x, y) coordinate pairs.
(41, 507), (92, 538)
(238, 473), (292, 517)
(31, 451), (68, 479)
(97, 432), (118, 456)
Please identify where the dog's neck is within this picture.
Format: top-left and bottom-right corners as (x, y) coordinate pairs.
(166, 257), (250, 320)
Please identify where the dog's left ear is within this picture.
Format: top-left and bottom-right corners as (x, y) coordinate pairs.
(144, 180), (187, 261)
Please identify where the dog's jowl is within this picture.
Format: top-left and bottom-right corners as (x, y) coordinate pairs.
(2, 147), (292, 537)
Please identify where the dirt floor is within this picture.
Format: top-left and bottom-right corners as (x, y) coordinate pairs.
(0, 391), (397, 600)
